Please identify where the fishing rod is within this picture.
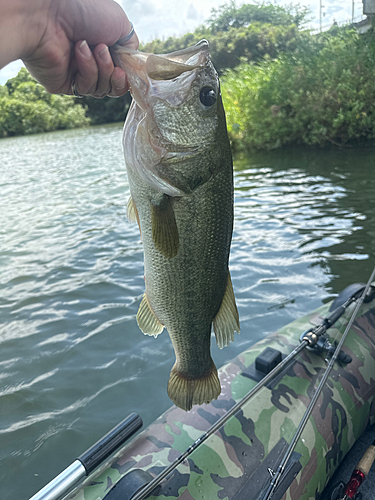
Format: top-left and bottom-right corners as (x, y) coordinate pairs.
(129, 278), (374, 500)
(259, 265), (375, 500)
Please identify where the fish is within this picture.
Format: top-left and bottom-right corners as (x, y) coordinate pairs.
(111, 40), (240, 411)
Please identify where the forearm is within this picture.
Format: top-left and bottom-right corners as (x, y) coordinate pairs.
(0, 0), (50, 69)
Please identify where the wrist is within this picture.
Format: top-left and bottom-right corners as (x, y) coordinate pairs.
(0, 0), (51, 68)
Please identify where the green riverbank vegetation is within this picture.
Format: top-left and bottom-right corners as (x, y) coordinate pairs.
(145, 1), (375, 150)
(1, 1), (375, 149)
(222, 28), (375, 150)
(0, 69), (90, 137)
(0, 69), (131, 138)
(142, 3), (310, 75)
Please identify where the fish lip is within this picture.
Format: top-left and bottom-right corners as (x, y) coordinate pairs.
(111, 39), (209, 66)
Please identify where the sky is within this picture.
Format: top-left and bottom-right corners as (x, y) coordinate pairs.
(0, 0), (366, 86)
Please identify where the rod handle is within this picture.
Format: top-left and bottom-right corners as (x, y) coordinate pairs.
(78, 413), (142, 474)
(324, 306), (345, 328)
(356, 444), (375, 477)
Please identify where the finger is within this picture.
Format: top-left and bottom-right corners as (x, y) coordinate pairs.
(106, 22), (138, 97)
(74, 40), (99, 96)
(93, 44), (115, 97)
(127, 32), (139, 50)
(108, 66), (129, 97)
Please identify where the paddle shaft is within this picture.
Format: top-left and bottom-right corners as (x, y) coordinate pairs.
(29, 413), (142, 500)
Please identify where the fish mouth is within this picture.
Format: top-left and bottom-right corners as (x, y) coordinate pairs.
(111, 39), (209, 75)
(110, 40), (209, 111)
(111, 41), (211, 197)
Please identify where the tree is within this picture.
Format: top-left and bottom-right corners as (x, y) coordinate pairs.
(1, 68), (89, 137)
(142, 2), (308, 75)
(6, 68), (36, 94)
(79, 93), (132, 125)
(208, 1), (310, 33)
(222, 29), (375, 150)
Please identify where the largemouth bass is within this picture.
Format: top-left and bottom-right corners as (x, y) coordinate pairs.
(112, 40), (240, 411)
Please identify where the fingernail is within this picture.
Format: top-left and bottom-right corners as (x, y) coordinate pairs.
(79, 40), (92, 59)
(99, 46), (111, 64)
(113, 74), (126, 89)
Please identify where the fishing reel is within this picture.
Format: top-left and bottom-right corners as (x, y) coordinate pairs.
(298, 282), (375, 364)
(301, 332), (352, 364)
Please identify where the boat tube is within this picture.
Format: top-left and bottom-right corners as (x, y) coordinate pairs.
(33, 282), (375, 500)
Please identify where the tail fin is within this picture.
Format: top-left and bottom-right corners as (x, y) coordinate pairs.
(167, 362), (221, 411)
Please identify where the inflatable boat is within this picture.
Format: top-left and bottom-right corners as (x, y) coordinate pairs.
(30, 277), (375, 500)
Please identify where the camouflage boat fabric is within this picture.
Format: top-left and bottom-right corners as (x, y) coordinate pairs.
(68, 299), (375, 500)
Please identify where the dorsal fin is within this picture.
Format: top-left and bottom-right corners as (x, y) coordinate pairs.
(213, 272), (240, 349)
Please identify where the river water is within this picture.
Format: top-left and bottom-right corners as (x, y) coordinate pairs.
(1, 123), (374, 499)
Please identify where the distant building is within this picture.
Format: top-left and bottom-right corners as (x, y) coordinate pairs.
(354, 1), (374, 33)
(363, 0), (375, 15)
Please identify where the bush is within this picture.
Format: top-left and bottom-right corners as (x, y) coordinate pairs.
(0, 69), (89, 137)
(222, 29), (375, 150)
(141, 2), (309, 74)
(143, 23), (305, 75)
(208, 1), (310, 33)
(79, 93), (132, 125)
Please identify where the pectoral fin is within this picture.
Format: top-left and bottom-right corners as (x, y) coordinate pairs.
(127, 196), (142, 237)
(213, 272), (240, 349)
(151, 195), (179, 259)
(137, 293), (164, 338)
(127, 197), (139, 223)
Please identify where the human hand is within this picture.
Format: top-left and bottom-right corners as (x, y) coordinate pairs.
(21, 0), (139, 98)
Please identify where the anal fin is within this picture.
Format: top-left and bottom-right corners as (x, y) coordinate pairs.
(137, 293), (164, 338)
(151, 195), (179, 259)
(167, 361), (221, 411)
(213, 271), (240, 349)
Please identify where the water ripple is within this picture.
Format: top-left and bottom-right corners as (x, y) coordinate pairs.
(1, 128), (374, 499)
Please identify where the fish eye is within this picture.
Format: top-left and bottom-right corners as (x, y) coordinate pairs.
(200, 87), (216, 107)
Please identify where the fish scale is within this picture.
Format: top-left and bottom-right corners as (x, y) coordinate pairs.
(153, 101), (217, 146)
